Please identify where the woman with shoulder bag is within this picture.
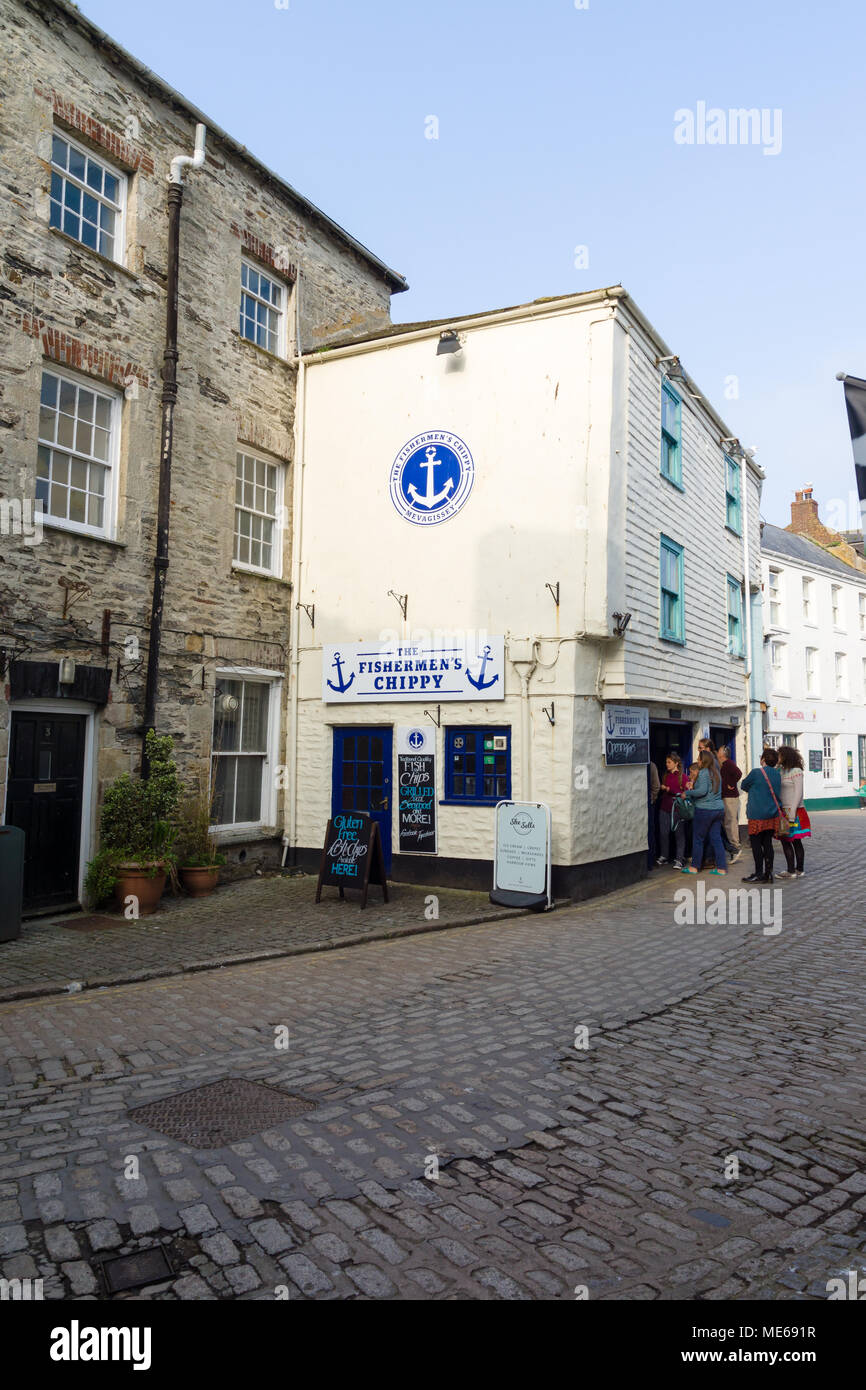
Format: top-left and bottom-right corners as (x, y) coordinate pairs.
(776, 745), (809, 878)
(740, 747), (783, 883)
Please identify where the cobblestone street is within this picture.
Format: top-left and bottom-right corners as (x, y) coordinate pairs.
(0, 877), (528, 1003)
(0, 811), (864, 1301)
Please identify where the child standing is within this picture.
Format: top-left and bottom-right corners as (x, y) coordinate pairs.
(657, 753), (688, 868)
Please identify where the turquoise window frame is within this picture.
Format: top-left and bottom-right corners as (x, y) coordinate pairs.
(659, 535), (685, 644)
(725, 456), (742, 534)
(660, 382), (683, 488)
(727, 574), (745, 657)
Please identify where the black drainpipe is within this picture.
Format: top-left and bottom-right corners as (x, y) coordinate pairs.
(141, 125), (206, 775)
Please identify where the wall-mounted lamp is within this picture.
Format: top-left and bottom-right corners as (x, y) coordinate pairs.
(721, 436), (746, 459)
(218, 692), (239, 714)
(612, 611), (632, 637)
(655, 354), (685, 380)
(436, 330), (462, 357)
(58, 656), (76, 685)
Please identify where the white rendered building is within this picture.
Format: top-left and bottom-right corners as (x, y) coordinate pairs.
(762, 520), (866, 807)
(286, 287), (764, 897)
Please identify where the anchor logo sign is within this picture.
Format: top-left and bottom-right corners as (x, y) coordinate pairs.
(390, 430), (475, 526)
(406, 446), (456, 510)
(326, 652), (355, 695)
(466, 645), (499, 692)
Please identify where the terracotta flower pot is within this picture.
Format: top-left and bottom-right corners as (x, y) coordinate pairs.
(113, 863), (167, 917)
(179, 865), (220, 898)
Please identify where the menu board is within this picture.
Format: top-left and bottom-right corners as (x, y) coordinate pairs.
(315, 811), (388, 909)
(397, 726), (437, 855)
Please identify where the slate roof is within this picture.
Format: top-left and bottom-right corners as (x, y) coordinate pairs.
(761, 522), (864, 579)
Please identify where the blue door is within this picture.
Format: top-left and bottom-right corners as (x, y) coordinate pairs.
(332, 727), (393, 873)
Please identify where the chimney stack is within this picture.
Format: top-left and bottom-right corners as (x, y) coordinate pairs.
(788, 484), (829, 543)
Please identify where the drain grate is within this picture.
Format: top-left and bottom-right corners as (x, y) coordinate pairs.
(101, 1246), (173, 1294)
(129, 1077), (317, 1148)
(60, 915), (120, 932)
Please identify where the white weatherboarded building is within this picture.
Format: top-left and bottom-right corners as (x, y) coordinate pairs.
(762, 523), (866, 807)
(286, 287), (763, 897)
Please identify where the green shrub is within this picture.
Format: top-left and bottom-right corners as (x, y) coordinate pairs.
(84, 731), (181, 905)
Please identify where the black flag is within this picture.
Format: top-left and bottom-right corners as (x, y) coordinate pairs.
(840, 373), (866, 531)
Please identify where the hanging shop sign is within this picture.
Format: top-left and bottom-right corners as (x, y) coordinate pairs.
(397, 726), (437, 855)
(315, 811), (388, 910)
(602, 705), (650, 765)
(389, 430), (475, 525)
(490, 800), (552, 910)
(322, 637), (505, 703)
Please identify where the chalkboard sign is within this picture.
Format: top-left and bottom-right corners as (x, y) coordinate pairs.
(397, 726), (437, 855)
(315, 811), (388, 909)
(808, 749), (823, 773)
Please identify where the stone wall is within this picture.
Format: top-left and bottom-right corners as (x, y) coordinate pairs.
(0, 0), (400, 885)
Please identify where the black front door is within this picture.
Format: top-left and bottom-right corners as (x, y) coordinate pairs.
(6, 712), (86, 911)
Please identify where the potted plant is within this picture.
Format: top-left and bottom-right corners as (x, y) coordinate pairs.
(175, 776), (225, 897)
(84, 730), (181, 916)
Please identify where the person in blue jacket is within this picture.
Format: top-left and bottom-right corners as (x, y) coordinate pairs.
(682, 748), (727, 874)
(740, 747), (783, 882)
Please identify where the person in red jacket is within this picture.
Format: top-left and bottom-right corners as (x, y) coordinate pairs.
(719, 744), (743, 862)
(656, 752), (689, 868)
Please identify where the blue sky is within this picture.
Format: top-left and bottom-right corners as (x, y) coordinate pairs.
(76, 0), (866, 528)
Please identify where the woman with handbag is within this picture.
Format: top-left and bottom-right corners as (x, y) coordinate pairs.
(776, 746), (809, 878)
(740, 747), (783, 883)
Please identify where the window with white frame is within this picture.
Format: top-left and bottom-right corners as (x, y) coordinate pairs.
(768, 568), (783, 627)
(769, 640), (787, 690)
(766, 733), (799, 750)
(831, 584), (842, 628)
(862, 655), (866, 697)
(835, 651), (848, 698)
(233, 451), (284, 575)
(859, 592), (866, 636)
(210, 674), (279, 828)
(36, 368), (118, 537)
(805, 646), (818, 695)
(822, 734), (837, 781)
(802, 576), (815, 623)
(49, 131), (125, 262)
(239, 260), (286, 356)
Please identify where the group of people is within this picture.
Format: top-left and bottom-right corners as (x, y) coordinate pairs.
(652, 738), (810, 882)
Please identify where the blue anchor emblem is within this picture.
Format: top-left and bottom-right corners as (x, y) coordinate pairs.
(326, 652), (355, 695)
(466, 645), (499, 692)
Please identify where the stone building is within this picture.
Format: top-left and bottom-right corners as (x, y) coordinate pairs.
(0, 0), (405, 911)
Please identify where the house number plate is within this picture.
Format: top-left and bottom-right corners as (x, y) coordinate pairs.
(33, 783), (56, 793)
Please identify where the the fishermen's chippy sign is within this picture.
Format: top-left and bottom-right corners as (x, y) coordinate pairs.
(322, 637), (505, 703)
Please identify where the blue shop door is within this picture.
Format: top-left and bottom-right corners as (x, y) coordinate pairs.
(332, 727), (393, 873)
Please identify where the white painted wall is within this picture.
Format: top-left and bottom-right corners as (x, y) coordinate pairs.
(292, 292), (763, 875)
(762, 544), (866, 801)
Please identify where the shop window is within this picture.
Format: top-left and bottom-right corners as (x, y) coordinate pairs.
(444, 728), (511, 804)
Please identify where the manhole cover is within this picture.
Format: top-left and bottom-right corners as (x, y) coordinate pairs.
(129, 1078), (317, 1148)
(60, 915), (120, 932)
(101, 1246), (173, 1294)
